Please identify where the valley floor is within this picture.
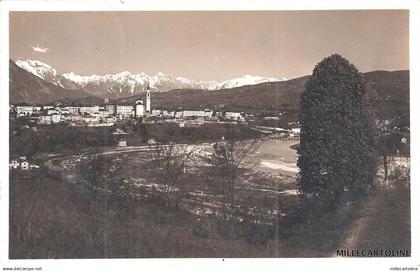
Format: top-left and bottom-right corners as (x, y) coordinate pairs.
(8, 148), (410, 258)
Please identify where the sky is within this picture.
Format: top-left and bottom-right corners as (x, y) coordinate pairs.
(9, 10), (409, 81)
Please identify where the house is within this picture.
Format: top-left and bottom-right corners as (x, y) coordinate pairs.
(112, 128), (129, 146)
(33, 106), (42, 113)
(47, 109), (59, 115)
(163, 110), (175, 118)
(83, 116), (99, 124)
(57, 107), (70, 115)
(80, 106), (100, 114)
(225, 112), (245, 121)
(105, 104), (116, 115)
(291, 128), (301, 135)
(104, 116), (116, 123)
(152, 109), (162, 117)
(20, 161), (30, 171)
(30, 164), (40, 169)
(98, 109), (110, 118)
(147, 138), (157, 144)
(9, 160), (19, 169)
(51, 113), (62, 123)
(38, 115), (52, 124)
(65, 106), (80, 114)
(118, 139), (127, 147)
(16, 105), (34, 117)
(175, 111), (183, 118)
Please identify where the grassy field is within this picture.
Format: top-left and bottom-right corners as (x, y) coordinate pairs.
(9, 163), (410, 258)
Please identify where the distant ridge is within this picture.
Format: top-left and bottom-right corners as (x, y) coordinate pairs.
(15, 59), (285, 98)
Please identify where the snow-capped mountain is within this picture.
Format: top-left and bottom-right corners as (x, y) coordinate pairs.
(15, 60), (80, 89)
(217, 75), (285, 90)
(15, 59), (285, 98)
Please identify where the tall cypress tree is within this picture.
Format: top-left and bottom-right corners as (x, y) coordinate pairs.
(297, 54), (377, 207)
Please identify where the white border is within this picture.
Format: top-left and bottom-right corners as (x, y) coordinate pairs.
(0, 1), (419, 270)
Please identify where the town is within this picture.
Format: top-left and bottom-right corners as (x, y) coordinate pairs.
(11, 86), (252, 127)
(10, 85), (301, 136)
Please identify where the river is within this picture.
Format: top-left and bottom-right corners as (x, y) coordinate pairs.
(251, 139), (298, 176)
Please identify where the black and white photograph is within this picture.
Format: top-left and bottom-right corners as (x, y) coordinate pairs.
(0, 1), (419, 270)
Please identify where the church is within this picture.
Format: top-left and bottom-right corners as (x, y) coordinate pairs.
(134, 82), (151, 118)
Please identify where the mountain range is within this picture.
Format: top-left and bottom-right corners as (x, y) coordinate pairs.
(10, 60), (90, 104)
(9, 59), (409, 121)
(15, 59), (284, 98)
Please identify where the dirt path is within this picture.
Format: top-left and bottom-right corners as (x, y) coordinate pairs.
(331, 196), (378, 257)
(331, 183), (411, 257)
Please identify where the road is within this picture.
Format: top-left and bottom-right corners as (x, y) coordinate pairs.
(41, 140), (298, 225)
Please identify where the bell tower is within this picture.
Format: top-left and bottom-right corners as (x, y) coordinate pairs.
(146, 82), (151, 113)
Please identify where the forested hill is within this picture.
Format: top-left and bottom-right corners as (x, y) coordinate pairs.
(118, 70), (409, 117)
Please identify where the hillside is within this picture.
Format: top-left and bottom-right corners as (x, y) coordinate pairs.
(363, 70), (410, 118)
(118, 76), (308, 112)
(117, 70), (409, 118)
(9, 60), (93, 104)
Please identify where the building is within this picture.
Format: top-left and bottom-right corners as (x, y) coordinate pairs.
(116, 104), (134, 118)
(21, 161), (30, 171)
(16, 105), (34, 117)
(33, 106), (42, 113)
(118, 139), (127, 147)
(93, 110), (110, 118)
(80, 106), (100, 114)
(51, 113), (62, 123)
(105, 104), (116, 115)
(146, 84), (151, 113)
(9, 160), (19, 169)
(65, 106), (80, 114)
(135, 100), (144, 118)
(183, 110), (213, 119)
(112, 128), (129, 147)
(152, 109), (162, 117)
(104, 116), (116, 123)
(175, 111), (183, 118)
(47, 109), (59, 115)
(147, 138), (157, 144)
(291, 128), (301, 135)
(83, 116), (99, 124)
(225, 112), (245, 121)
(38, 115), (52, 124)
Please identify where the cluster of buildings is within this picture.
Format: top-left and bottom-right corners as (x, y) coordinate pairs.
(9, 156), (39, 171)
(11, 87), (248, 127)
(11, 89), (152, 127)
(151, 109), (245, 122)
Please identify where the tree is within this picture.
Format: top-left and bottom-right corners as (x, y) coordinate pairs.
(206, 126), (261, 215)
(151, 142), (194, 208)
(133, 118), (149, 143)
(78, 155), (111, 198)
(297, 54), (377, 207)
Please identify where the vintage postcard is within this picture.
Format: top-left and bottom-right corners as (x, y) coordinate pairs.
(0, 1), (418, 270)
